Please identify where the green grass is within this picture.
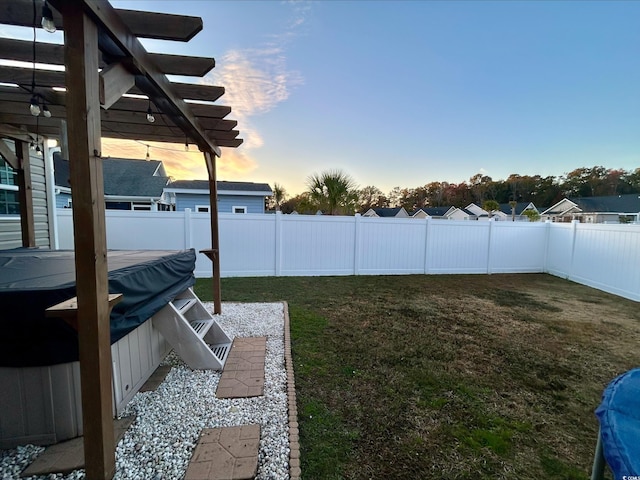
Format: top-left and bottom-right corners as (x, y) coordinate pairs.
(195, 274), (640, 479)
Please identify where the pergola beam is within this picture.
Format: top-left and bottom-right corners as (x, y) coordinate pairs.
(0, 38), (216, 77)
(99, 62), (135, 109)
(0, 2), (203, 42)
(48, 0), (221, 156)
(59, 4), (115, 478)
(0, 65), (226, 103)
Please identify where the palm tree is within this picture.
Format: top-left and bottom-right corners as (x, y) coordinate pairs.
(509, 200), (518, 221)
(482, 199), (500, 218)
(272, 183), (287, 211)
(306, 169), (358, 215)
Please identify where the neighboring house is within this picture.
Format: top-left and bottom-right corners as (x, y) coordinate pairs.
(461, 202), (540, 221)
(446, 207), (476, 221)
(54, 153), (172, 211)
(542, 194), (640, 223)
(464, 203), (491, 220)
(164, 180), (273, 214)
(411, 207), (457, 219)
(498, 202), (539, 221)
(362, 207), (409, 218)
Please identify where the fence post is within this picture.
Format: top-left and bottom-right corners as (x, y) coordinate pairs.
(184, 208), (192, 249)
(423, 217), (432, 274)
(354, 213), (361, 275)
(543, 220), (551, 273)
(275, 210), (282, 276)
(569, 219), (579, 280)
(486, 218), (494, 274)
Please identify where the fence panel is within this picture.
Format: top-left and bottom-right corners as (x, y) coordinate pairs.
(280, 215), (356, 276)
(489, 222), (547, 273)
(426, 221), (491, 273)
(570, 224), (640, 301)
(358, 217), (426, 275)
(57, 209), (187, 251)
(545, 223), (574, 278)
(215, 213), (276, 277)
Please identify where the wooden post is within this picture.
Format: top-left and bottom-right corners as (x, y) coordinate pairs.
(61, 5), (115, 479)
(15, 139), (35, 247)
(204, 151), (222, 313)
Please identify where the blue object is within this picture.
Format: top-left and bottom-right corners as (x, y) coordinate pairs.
(595, 368), (640, 480)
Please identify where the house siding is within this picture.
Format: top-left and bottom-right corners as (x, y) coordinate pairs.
(56, 191), (72, 209)
(176, 193), (265, 214)
(0, 150), (51, 249)
(218, 195), (264, 214)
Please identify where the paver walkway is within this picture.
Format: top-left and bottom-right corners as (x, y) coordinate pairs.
(184, 425), (261, 480)
(216, 337), (266, 399)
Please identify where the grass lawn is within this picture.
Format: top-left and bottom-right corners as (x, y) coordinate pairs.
(195, 274), (640, 480)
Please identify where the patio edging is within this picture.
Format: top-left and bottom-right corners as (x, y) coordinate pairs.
(283, 301), (301, 480)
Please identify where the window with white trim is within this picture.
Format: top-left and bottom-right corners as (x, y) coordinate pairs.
(232, 206), (247, 214)
(0, 158), (19, 215)
(132, 203), (151, 211)
(195, 205), (210, 213)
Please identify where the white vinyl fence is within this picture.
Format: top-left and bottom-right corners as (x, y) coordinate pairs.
(56, 209), (640, 302)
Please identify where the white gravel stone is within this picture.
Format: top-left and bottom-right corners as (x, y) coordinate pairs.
(1, 302), (290, 480)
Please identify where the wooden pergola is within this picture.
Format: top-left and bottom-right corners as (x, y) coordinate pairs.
(0, 2), (240, 478)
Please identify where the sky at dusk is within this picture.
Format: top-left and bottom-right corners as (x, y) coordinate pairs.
(6, 1), (640, 196)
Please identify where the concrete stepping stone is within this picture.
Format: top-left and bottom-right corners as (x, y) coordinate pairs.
(21, 416), (135, 477)
(184, 425), (261, 480)
(216, 337), (266, 398)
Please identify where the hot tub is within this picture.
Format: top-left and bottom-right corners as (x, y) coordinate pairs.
(0, 249), (196, 448)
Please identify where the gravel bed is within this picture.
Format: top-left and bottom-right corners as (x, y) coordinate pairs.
(1, 302), (289, 480)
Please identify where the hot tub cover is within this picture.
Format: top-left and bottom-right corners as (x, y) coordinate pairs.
(595, 368), (640, 480)
(0, 249), (196, 367)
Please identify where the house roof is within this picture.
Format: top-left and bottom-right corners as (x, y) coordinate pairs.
(498, 202), (536, 215)
(166, 179), (273, 195)
(412, 207), (452, 217)
(54, 153), (169, 197)
(370, 207), (407, 217)
(570, 194), (640, 213)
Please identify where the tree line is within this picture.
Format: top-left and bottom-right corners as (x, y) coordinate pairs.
(270, 166), (640, 215)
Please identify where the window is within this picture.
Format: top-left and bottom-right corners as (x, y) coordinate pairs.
(195, 205), (210, 213)
(0, 159), (16, 186)
(0, 159), (19, 215)
(0, 189), (20, 215)
(132, 203), (152, 211)
(233, 206), (247, 214)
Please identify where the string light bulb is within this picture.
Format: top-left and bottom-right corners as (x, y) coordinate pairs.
(42, 103), (51, 118)
(29, 96), (41, 116)
(41, 1), (56, 33)
(146, 100), (155, 123)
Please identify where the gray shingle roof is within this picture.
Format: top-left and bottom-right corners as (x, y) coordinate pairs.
(419, 207), (452, 217)
(372, 207), (404, 217)
(498, 202), (534, 215)
(168, 179), (273, 194)
(570, 194), (640, 213)
(54, 153), (168, 197)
